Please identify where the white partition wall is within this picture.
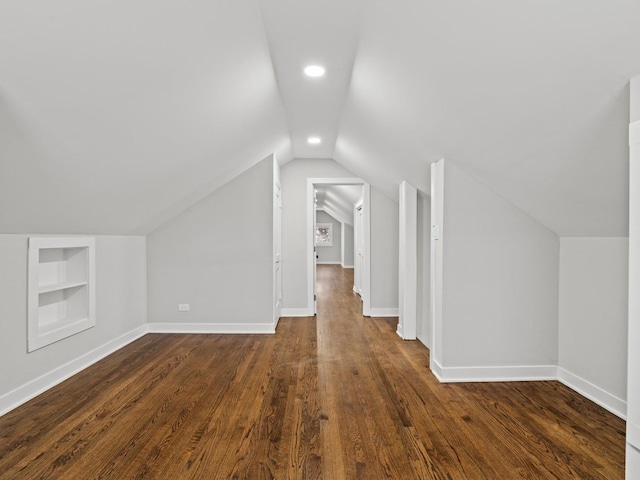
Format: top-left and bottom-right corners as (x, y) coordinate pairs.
(627, 75), (640, 477)
(398, 181), (417, 339)
(430, 159), (559, 381)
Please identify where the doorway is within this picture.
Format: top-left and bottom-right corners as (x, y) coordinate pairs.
(307, 178), (371, 316)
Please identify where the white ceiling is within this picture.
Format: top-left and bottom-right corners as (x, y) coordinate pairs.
(315, 185), (363, 226)
(260, 0), (366, 159)
(0, 0), (290, 234)
(1, 0), (639, 236)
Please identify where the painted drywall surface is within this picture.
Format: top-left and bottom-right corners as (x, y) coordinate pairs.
(627, 88), (640, 460)
(430, 160), (445, 367)
(558, 237), (628, 401)
(147, 157), (273, 325)
(342, 223), (355, 267)
(315, 211), (342, 263)
(441, 160), (559, 367)
(281, 159), (355, 309)
(632, 76), (640, 123)
(0, 235), (147, 396)
(281, 158), (399, 311)
(0, 1), (290, 235)
(370, 188), (399, 311)
(416, 191), (431, 348)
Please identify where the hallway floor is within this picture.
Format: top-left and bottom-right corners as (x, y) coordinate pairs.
(0, 265), (625, 478)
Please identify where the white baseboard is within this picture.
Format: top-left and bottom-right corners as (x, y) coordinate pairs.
(430, 358), (443, 381)
(147, 323), (276, 334)
(368, 308), (399, 317)
(430, 360), (557, 383)
(629, 423), (640, 450)
(396, 324), (403, 338)
(558, 367), (626, 419)
(280, 308), (313, 317)
(316, 261), (342, 265)
(0, 325), (148, 417)
(341, 264), (354, 269)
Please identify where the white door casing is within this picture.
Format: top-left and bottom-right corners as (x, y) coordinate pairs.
(274, 181), (282, 324)
(354, 199), (364, 296)
(307, 178), (370, 316)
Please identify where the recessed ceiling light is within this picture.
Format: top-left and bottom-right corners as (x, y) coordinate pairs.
(304, 65), (325, 77)
(307, 137), (322, 145)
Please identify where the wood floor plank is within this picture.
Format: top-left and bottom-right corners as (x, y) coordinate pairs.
(0, 265), (625, 479)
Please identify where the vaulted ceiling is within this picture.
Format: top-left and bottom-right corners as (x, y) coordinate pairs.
(1, 0), (639, 236)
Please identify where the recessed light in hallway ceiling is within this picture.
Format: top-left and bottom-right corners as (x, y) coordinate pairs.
(304, 65), (326, 77)
(307, 137), (322, 144)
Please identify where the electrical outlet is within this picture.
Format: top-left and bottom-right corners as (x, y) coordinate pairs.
(178, 304), (190, 312)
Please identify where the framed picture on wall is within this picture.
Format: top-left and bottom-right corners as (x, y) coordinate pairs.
(315, 223), (333, 246)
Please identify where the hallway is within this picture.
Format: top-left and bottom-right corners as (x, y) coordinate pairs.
(313, 264), (625, 478)
(0, 266), (625, 479)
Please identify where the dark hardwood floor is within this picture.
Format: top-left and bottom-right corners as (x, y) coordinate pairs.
(0, 264), (625, 479)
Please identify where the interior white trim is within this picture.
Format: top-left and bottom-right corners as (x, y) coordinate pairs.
(307, 178), (371, 317)
(341, 264), (354, 269)
(368, 308), (399, 317)
(316, 261), (342, 265)
(630, 120), (640, 146)
(398, 181), (418, 340)
(430, 361), (557, 383)
(281, 308), (313, 317)
(147, 323), (276, 334)
(558, 367), (626, 419)
(0, 325), (148, 417)
(629, 423), (640, 451)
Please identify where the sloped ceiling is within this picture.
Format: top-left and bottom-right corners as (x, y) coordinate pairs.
(315, 185), (363, 226)
(0, 0), (290, 234)
(1, 0), (639, 236)
(335, 0), (640, 236)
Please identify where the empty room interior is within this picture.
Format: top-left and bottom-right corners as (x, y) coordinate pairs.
(2, 1), (640, 478)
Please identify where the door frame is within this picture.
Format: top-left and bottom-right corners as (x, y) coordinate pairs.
(307, 178), (371, 316)
(273, 179), (282, 325)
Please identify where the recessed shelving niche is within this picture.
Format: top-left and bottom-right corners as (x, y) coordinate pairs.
(28, 237), (96, 352)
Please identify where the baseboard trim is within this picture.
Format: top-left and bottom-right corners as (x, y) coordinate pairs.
(558, 367), (626, 419)
(147, 323), (276, 334)
(316, 261), (341, 265)
(430, 359), (444, 381)
(368, 308), (399, 317)
(341, 264), (354, 269)
(430, 360), (557, 383)
(396, 324), (403, 338)
(280, 308), (313, 317)
(0, 325), (148, 417)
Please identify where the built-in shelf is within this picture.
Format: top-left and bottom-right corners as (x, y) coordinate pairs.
(28, 237), (96, 352)
(38, 280), (88, 294)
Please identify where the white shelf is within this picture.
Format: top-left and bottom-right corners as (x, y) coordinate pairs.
(28, 237), (96, 352)
(39, 280), (88, 294)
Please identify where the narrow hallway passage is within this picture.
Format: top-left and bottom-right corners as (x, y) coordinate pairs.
(312, 264), (625, 479)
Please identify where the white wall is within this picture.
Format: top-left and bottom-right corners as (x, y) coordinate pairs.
(370, 188), (399, 314)
(0, 234), (147, 412)
(281, 159), (357, 310)
(628, 78), (640, 475)
(416, 191), (431, 348)
(281, 158), (398, 314)
(436, 159), (559, 378)
(315, 210), (342, 264)
(558, 237), (628, 415)
(398, 181), (417, 339)
(342, 223), (355, 268)
(147, 156), (274, 330)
